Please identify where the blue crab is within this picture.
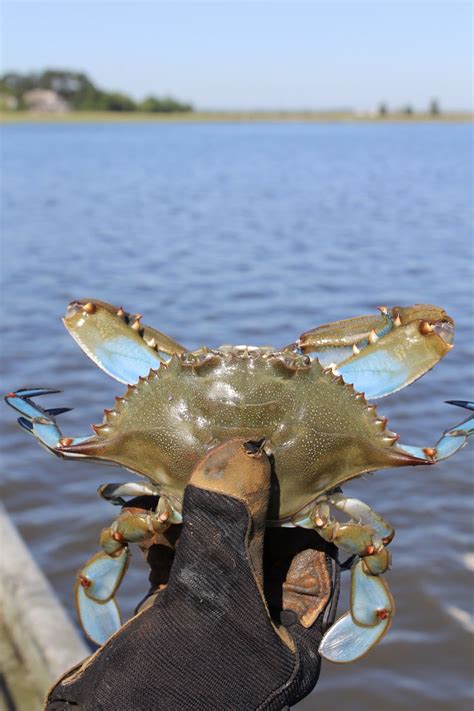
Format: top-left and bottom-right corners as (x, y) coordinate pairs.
(6, 300), (472, 663)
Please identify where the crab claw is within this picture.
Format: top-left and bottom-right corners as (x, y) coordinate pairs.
(75, 547), (129, 645)
(298, 305), (454, 399)
(63, 300), (186, 384)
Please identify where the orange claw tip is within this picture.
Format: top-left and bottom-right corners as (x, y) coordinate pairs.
(59, 437), (73, 447)
(393, 312), (402, 327)
(79, 575), (91, 588)
(423, 447), (437, 459)
(377, 306), (388, 315)
(83, 302), (97, 314)
(116, 307), (125, 317)
(6, 392), (16, 399)
(365, 545), (375, 555)
(376, 608), (389, 620)
(112, 531), (125, 543)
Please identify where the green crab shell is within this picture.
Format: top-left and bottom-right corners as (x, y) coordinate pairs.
(64, 348), (421, 520)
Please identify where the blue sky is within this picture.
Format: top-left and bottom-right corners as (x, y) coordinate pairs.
(2, 1), (472, 110)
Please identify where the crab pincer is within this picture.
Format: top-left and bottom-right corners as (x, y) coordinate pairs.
(298, 305), (455, 399)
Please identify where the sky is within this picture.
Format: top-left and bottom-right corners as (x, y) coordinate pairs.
(1, 1), (472, 111)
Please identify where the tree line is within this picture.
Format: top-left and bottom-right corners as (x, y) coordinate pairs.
(378, 99), (441, 116)
(0, 69), (193, 112)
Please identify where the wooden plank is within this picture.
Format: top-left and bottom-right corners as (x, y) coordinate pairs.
(0, 503), (89, 704)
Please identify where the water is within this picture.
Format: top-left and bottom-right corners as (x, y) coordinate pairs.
(1, 121), (473, 709)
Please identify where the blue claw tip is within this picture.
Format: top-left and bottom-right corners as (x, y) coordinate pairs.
(446, 400), (474, 412)
(45, 407), (73, 417)
(17, 417), (33, 432)
(10, 388), (62, 398)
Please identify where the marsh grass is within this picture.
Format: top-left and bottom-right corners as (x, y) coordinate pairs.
(1, 110), (473, 124)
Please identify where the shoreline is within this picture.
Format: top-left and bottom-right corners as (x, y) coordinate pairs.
(1, 110), (473, 124)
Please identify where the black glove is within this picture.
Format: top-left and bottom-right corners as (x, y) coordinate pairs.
(46, 439), (340, 711)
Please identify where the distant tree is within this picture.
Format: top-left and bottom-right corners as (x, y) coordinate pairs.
(0, 69), (102, 109)
(0, 69), (192, 113)
(74, 85), (108, 111)
(429, 98), (440, 115)
(101, 92), (136, 111)
(139, 96), (163, 112)
(1, 71), (38, 98)
(402, 104), (414, 116)
(378, 102), (388, 117)
(38, 70), (95, 105)
(139, 95), (193, 113)
(0, 90), (18, 110)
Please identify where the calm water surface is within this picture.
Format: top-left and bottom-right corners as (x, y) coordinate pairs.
(1, 122), (473, 710)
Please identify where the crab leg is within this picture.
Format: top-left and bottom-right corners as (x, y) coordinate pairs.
(77, 496), (173, 645)
(292, 495), (394, 662)
(398, 401), (474, 462)
(98, 481), (161, 506)
(97, 482), (183, 524)
(5, 389), (94, 457)
(63, 299), (186, 384)
(327, 493), (394, 544)
(297, 305), (454, 399)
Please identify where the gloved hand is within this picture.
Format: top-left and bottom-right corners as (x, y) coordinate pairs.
(46, 439), (340, 711)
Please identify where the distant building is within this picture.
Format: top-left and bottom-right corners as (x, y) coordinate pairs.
(23, 89), (70, 113)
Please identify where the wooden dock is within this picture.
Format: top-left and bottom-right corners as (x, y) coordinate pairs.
(0, 503), (89, 710)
